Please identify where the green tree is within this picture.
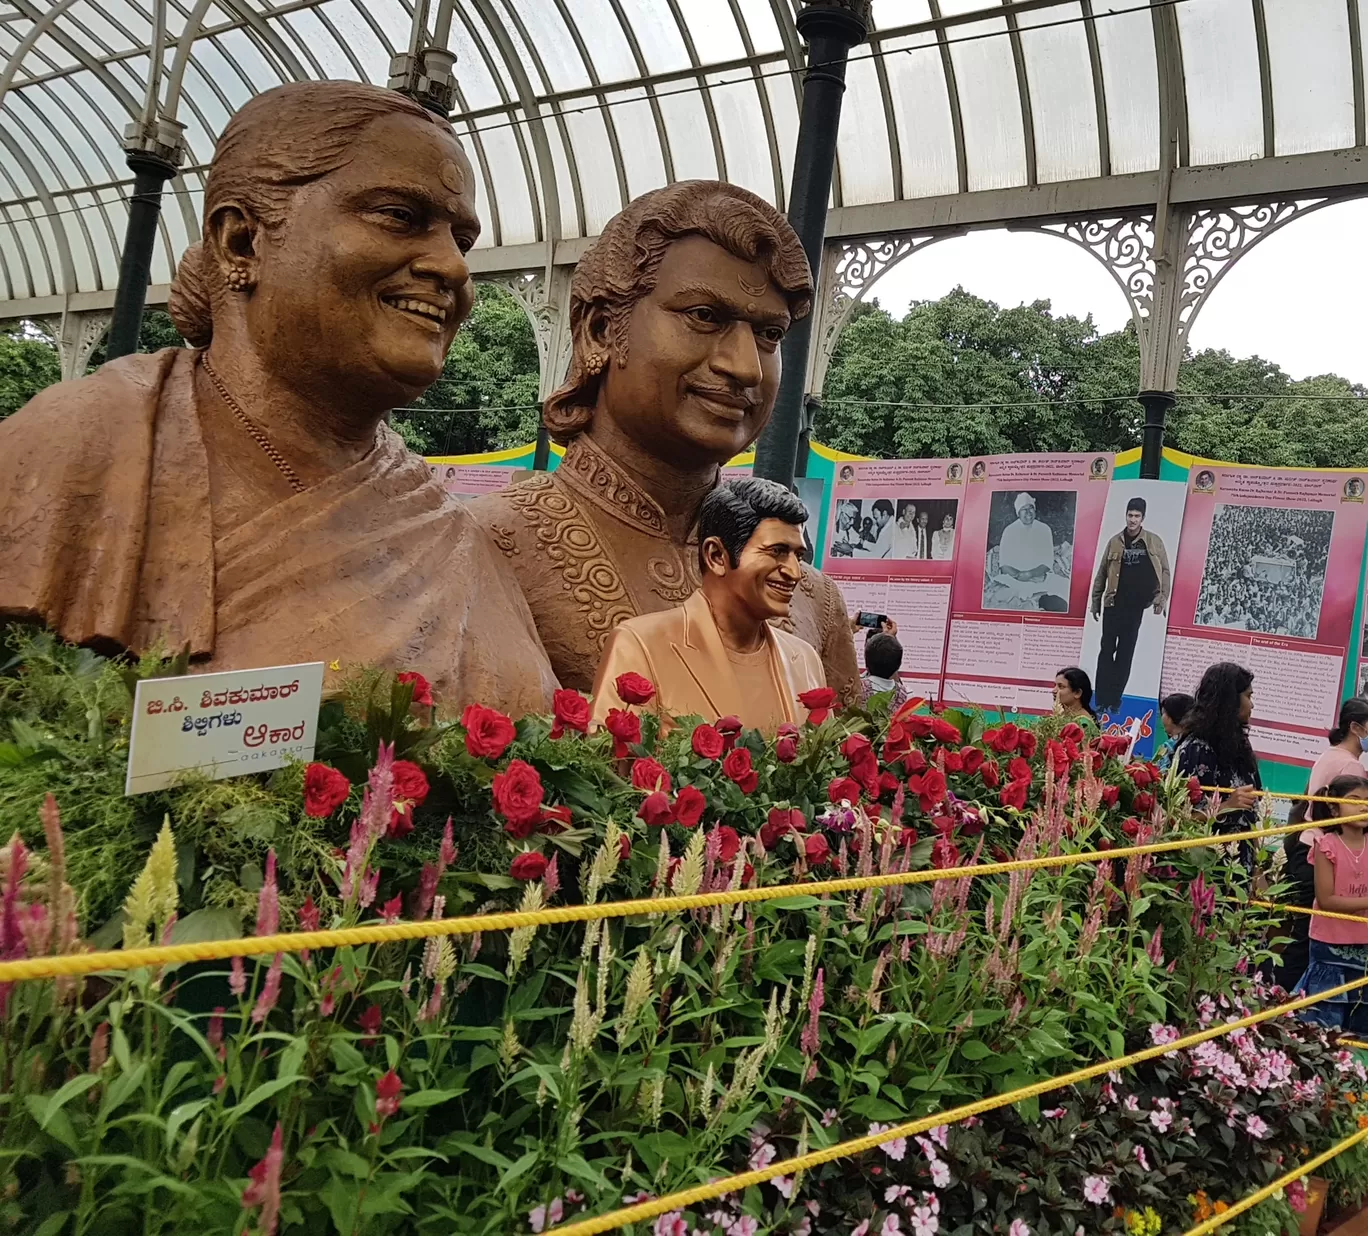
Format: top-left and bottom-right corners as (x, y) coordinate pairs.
(0, 323), (60, 420)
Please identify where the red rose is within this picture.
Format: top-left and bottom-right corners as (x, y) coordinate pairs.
(882, 723), (912, 764)
(397, 671), (433, 707)
(631, 758), (672, 794)
(841, 734), (873, 763)
(1006, 757), (1033, 783)
(899, 827), (919, 848)
(959, 746), (985, 775)
(722, 748), (759, 794)
(979, 759), (1001, 789)
(1059, 722), (1085, 745)
(388, 761), (429, 838)
(715, 716), (742, 751)
(850, 749), (880, 794)
(930, 717), (961, 745)
(1094, 734), (1129, 758)
(878, 771), (901, 796)
(550, 689), (590, 739)
(537, 804), (573, 834)
(1121, 817), (1140, 838)
(1126, 762), (1156, 788)
(509, 851), (548, 881)
(1188, 776), (1204, 805)
(904, 715), (935, 739)
(462, 703), (516, 759)
(904, 750), (927, 774)
(828, 776), (862, 805)
(1016, 730), (1038, 759)
(999, 779), (1029, 811)
(804, 833), (831, 866)
(615, 673), (656, 706)
(1100, 784), (1120, 807)
(492, 759), (544, 830)
(908, 768), (947, 813)
(604, 708), (642, 759)
(799, 687), (838, 725)
(989, 723), (1020, 754)
(1045, 740), (1071, 778)
(673, 785), (707, 828)
(692, 723), (725, 760)
(775, 728), (799, 764)
(618, 832), (632, 861)
(1133, 791), (1155, 815)
(304, 763), (351, 818)
(713, 825), (741, 863)
(942, 750), (963, 773)
(638, 791), (675, 828)
(761, 807), (805, 849)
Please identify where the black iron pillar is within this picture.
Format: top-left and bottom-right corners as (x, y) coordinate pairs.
(752, 1), (869, 489)
(1137, 390), (1174, 480)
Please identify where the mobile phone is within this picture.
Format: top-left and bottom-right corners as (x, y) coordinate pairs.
(855, 611), (888, 630)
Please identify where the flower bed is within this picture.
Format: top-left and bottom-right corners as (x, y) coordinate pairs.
(1, 630), (1366, 1235)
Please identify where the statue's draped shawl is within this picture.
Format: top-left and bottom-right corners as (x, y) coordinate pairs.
(0, 348), (558, 715)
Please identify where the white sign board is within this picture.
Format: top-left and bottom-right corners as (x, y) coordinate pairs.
(126, 661), (325, 795)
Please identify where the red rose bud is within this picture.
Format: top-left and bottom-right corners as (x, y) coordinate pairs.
(899, 827), (919, 848)
(979, 759), (1001, 789)
(615, 673), (656, 706)
(931, 836), (961, 868)
(637, 790), (676, 828)
(798, 687), (837, 725)
(713, 825), (741, 863)
(604, 708), (642, 759)
(1100, 784), (1121, 807)
(904, 749), (928, 774)
(1126, 762), (1156, 788)
(828, 776), (862, 805)
(1133, 791), (1155, 815)
(804, 833), (832, 866)
(907, 768), (948, 813)
(715, 716), (742, 751)
(999, 779), (1029, 811)
(930, 717), (961, 745)
(840, 733), (873, 762)
(1188, 776), (1204, 805)
(630, 758), (672, 794)
(396, 671), (433, 707)
(550, 689), (590, 738)
(461, 703), (517, 759)
(1121, 817), (1141, 838)
(691, 723), (725, 760)
(1098, 837), (1113, 851)
(1059, 722), (1085, 744)
(618, 831), (632, 861)
(1016, 730), (1038, 759)
(775, 732), (799, 763)
(492, 759), (545, 830)
(761, 807), (805, 849)
(673, 785), (707, 828)
(303, 763), (351, 818)
(879, 771), (901, 796)
(509, 851), (548, 881)
(722, 747), (759, 793)
(959, 746), (985, 775)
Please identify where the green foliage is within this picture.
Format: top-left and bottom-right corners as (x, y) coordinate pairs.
(0, 323), (61, 419)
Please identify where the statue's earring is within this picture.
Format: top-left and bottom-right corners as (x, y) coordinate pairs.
(224, 266), (250, 292)
(585, 351), (606, 376)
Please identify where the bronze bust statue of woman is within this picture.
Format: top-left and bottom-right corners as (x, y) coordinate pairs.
(0, 81), (557, 715)
(468, 181), (858, 702)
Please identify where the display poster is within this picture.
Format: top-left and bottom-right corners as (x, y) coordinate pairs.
(1161, 465), (1368, 765)
(427, 462), (519, 500)
(1077, 480), (1187, 757)
(126, 662), (325, 795)
(823, 459), (967, 698)
(943, 452), (1114, 713)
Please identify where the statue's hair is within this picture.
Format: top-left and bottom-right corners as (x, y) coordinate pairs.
(544, 181), (814, 443)
(698, 476), (808, 571)
(168, 81), (452, 348)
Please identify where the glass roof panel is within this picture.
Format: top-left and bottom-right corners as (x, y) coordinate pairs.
(558, 0), (638, 84)
(1263, 0), (1355, 156)
(543, 108), (580, 238)
(1176, 0), (1263, 164)
(944, 13), (1028, 191)
(733, 0), (784, 56)
(1017, 4), (1101, 184)
(605, 86), (669, 199)
(619, 0), (691, 76)
(657, 84), (722, 183)
(707, 70), (775, 200)
(64, 0), (146, 54)
(559, 105), (625, 235)
(836, 47), (895, 206)
(474, 113), (538, 246)
(503, 0), (588, 93)
(677, 0), (747, 64)
(451, 117), (499, 249)
(764, 70), (800, 206)
(1091, 0), (1158, 175)
(317, 1), (391, 88)
(440, 13), (506, 111)
(277, 8), (361, 83)
(878, 31), (959, 199)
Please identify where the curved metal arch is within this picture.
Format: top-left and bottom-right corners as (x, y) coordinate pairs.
(927, 0), (969, 195)
(603, 0), (679, 193)
(0, 126), (65, 295)
(0, 161), (39, 300)
(6, 0), (142, 118)
(214, 0), (307, 84)
(1001, 1), (1038, 186)
(0, 0), (84, 107)
(1079, 1), (1111, 178)
(308, 6), (371, 81)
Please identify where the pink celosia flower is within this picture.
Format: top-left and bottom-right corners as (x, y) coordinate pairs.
(255, 850), (279, 936)
(439, 817), (457, 868)
(229, 956), (247, 997)
(207, 1007), (226, 1061)
(241, 1123), (284, 1236)
(250, 954), (283, 1024)
(374, 1069), (403, 1121)
(1083, 1175), (1111, 1204)
(1145, 924), (1164, 966)
(801, 967), (824, 1058)
(379, 895), (402, 924)
(544, 854), (561, 901)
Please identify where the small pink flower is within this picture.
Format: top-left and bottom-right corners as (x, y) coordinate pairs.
(1042, 1107), (1066, 1119)
(868, 1122), (907, 1161)
(1008, 1222), (1030, 1236)
(928, 1125), (948, 1150)
(821, 1108), (838, 1127)
(652, 1213), (688, 1236)
(1247, 1114), (1270, 1139)
(229, 956), (246, 996)
(881, 1216), (903, 1236)
(772, 1175), (795, 1199)
(748, 1141), (776, 1171)
(1083, 1175), (1111, 1205)
(1149, 1107), (1173, 1133)
(529, 1197), (564, 1233)
(852, 1223), (871, 1236)
(1133, 1145), (1150, 1170)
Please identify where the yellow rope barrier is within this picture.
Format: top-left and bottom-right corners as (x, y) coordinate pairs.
(1253, 900), (1368, 929)
(550, 973), (1368, 1236)
(1182, 1126), (1368, 1235)
(0, 815), (1321, 984)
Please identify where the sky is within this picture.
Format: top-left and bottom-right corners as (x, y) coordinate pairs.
(864, 197), (1368, 388)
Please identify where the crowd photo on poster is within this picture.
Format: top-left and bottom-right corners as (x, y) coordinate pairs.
(1194, 503), (1333, 640)
(980, 490), (1077, 612)
(828, 496), (959, 561)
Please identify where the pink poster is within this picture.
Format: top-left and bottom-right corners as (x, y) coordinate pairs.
(426, 462), (519, 500)
(824, 459), (967, 699)
(943, 452), (1115, 713)
(1160, 465), (1368, 765)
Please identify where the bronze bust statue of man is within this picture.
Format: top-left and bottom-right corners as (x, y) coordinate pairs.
(0, 81), (556, 714)
(591, 477), (824, 732)
(468, 181), (858, 701)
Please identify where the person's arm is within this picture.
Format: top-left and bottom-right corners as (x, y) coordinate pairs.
(1090, 539), (1110, 616)
(1314, 844), (1368, 913)
(1152, 534), (1172, 614)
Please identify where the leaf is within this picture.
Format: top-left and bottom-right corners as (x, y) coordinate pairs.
(164, 1100), (211, 1153)
(39, 1074), (100, 1127)
(330, 1039), (366, 1074)
(499, 1149), (540, 1193)
(277, 1037), (308, 1079)
(767, 895), (823, 910)
(320, 1174), (359, 1235)
(167, 906), (243, 946)
(401, 1089), (466, 1110)
(100, 1062), (148, 1119)
(31, 1213), (71, 1236)
(960, 1040), (994, 1061)
(436, 1136), (513, 1172)
(226, 1076), (302, 1125)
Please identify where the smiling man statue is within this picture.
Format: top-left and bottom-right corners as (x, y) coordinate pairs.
(590, 477), (824, 731)
(0, 82), (556, 713)
(469, 181), (859, 703)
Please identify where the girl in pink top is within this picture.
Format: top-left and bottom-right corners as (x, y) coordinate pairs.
(1296, 773), (1368, 1031)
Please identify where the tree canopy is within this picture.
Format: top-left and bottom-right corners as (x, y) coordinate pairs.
(4, 282), (1368, 469)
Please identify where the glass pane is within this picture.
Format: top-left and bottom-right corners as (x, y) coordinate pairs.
(707, 70), (776, 201)
(621, 0), (690, 75)
(1176, 0), (1262, 164)
(657, 83), (720, 182)
(320, 0), (389, 86)
(604, 86), (668, 199)
(278, 9), (361, 82)
(879, 32), (958, 199)
(186, 37), (255, 110)
(443, 6), (507, 110)
(362, 0), (409, 57)
(472, 114), (538, 245)
(734, 0), (784, 56)
(560, 0), (638, 84)
(946, 15), (1028, 191)
(9, 93), (88, 191)
(453, 119), (496, 249)
(559, 105), (623, 234)
(1264, 0), (1354, 156)
(764, 71), (800, 206)
(836, 47), (894, 206)
(677, 0), (746, 63)
(544, 111), (580, 237)
(216, 27), (289, 92)
(32, 33), (80, 72)
(45, 78), (122, 180)
(504, 0), (588, 92)
(1092, 1), (1158, 175)
(66, 0), (143, 53)
(1017, 4), (1100, 183)
(871, 0), (933, 30)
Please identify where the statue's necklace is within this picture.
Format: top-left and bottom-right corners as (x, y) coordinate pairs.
(199, 351), (306, 495)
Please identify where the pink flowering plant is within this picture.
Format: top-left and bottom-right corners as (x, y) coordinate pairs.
(0, 638), (1364, 1234)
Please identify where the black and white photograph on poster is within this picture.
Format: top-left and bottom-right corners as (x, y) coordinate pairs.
(981, 490), (1076, 611)
(1194, 504), (1334, 639)
(829, 497), (960, 561)
(1080, 481), (1185, 718)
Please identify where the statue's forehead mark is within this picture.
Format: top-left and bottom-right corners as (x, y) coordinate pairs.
(439, 159), (466, 194)
(737, 269), (768, 297)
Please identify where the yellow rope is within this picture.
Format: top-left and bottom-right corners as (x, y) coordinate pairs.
(0, 815), (1321, 984)
(549, 972), (1368, 1236)
(1253, 900), (1368, 929)
(1182, 1126), (1368, 1235)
